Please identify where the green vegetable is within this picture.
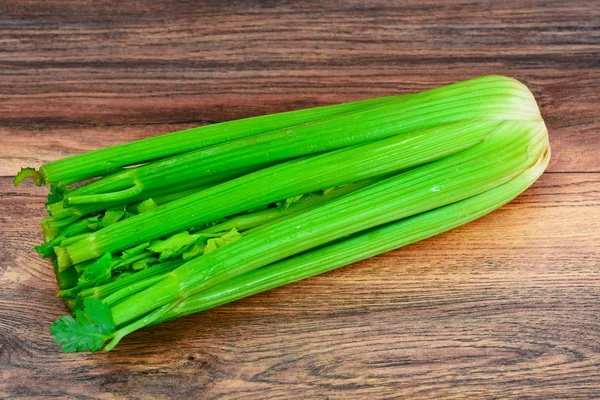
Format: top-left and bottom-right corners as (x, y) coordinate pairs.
(76, 258), (186, 306)
(65, 181), (376, 306)
(51, 298), (115, 353)
(14, 75), (549, 353)
(56, 253), (113, 297)
(45, 163), (270, 223)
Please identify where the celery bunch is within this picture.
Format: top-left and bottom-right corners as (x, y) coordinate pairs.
(15, 75), (549, 352)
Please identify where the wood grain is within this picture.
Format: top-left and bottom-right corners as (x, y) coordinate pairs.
(0, 1), (599, 399)
(1, 0), (599, 175)
(1, 174), (599, 399)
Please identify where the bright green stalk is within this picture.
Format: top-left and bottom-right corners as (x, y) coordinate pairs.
(16, 94), (406, 186)
(46, 163), (268, 222)
(107, 120), (547, 334)
(201, 180), (376, 233)
(75, 259), (186, 302)
(102, 275), (166, 307)
(43, 215), (80, 230)
(152, 147), (549, 326)
(72, 181), (376, 306)
(61, 75), (539, 206)
(70, 180), (370, 274)
(57, 118), (509, 268)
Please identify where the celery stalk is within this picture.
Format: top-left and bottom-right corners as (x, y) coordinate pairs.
(46, 163), (272, 222)
(16, 75), (550, 354)
(76, 180), (376, 307)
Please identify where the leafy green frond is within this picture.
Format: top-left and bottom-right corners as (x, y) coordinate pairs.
(182, 241), (207, 260)
(277, 194), (305, 211)
(77, 253), (113, 287)
(47, 184), (68, 207)
(131, 257), (158, 271)
(204, 229), (243, 255)
(101, 210), (125, 227)
(51, 298), (115, 352)
(35, 241), (56, 258)
(147, 231), (197, 261)
(131, 198), (156, 214)
(121, 242), (150, 260)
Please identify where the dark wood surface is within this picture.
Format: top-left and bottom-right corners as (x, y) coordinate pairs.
(1, 1), (599, 398)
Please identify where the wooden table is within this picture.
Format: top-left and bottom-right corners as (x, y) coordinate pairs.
(1, 1), (598, 398)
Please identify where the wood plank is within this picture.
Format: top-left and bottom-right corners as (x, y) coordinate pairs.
(1, 1), (599, 398)
(1, 173), (598, 399)
(1, 0), (599, 175)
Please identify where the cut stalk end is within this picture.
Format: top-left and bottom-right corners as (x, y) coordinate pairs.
(55, 246), (73, 271)
(14, 167), (45, 187)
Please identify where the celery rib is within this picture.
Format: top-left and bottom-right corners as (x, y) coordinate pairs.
(47, 163), (272, 222)
(77, 181), (375, 307)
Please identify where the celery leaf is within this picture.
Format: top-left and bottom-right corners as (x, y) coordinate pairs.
(148, 231), (197, 261)
(204, 229), (243, 254)
(51, 298), (115, 352)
